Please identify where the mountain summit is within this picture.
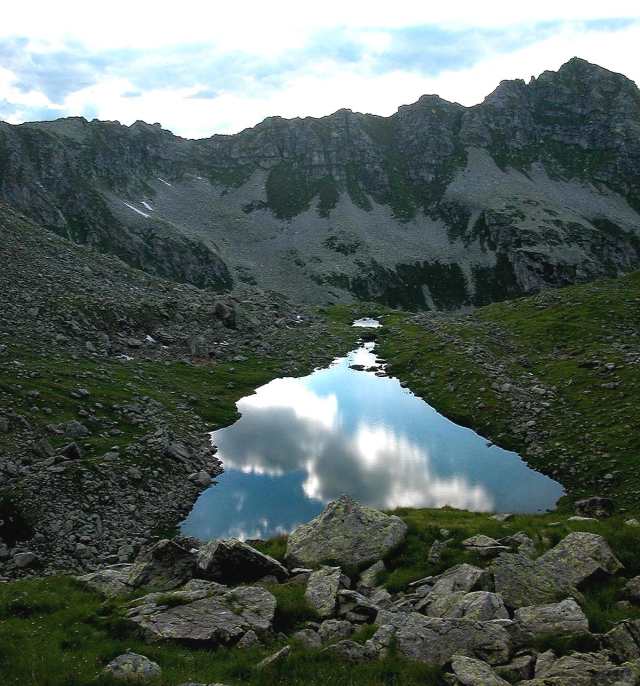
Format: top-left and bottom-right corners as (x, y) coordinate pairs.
(0, 57), (639, 309)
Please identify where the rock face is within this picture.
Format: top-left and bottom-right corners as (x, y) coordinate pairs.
(196, 539), (288, 583)
(103, 653), (162, 682)
(126, 584), (276, 645)
(2, 59), (639, 308)
(286, 495), (407, 571)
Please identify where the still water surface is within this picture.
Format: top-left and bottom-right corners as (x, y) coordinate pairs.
(181, 331), (564, 541)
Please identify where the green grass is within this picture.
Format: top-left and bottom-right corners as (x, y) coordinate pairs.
(265, 582), (320, 633)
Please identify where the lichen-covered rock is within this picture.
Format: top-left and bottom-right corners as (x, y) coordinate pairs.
(442, 591), (510, 621)
(450, 654), (510, 686)
(322, 639), (370, 662)
(103, 652), (161, 682)
(494, 654), (535, 682)
(126, 585), (276, 645)
(605, 620), (640, 661)
(76, 564), (133, 597)
(462, 535), (510, 558)
(319, 619), (354, 644)
(305, 566), (347, 618)
(625, 577), (640, 603)
(286, 495), (407, 571)
(575, 497), (615, 519)
(196, 538), (288, 583)
(292, 628), (322, 649)
(415, 564), (491, 614)
(127, 539), (195, 591)
(519, 650), (640, 685)
(513, 598), (589, 638)
(376, 612), (512, 666)
(256, 645), (290, 671)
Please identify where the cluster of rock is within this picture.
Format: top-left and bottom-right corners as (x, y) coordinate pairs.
(79, 496), (640, 685)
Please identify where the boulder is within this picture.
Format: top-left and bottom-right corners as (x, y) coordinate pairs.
(336, 589), (379, 623)
(196, 539), (288, 583)
(319, 619), (354, 644)
(322, 640), (370, 662)
(574, 497), (615, 519)
(127, 539), (195, 590)
(415, 564), (491, 614)
(13, 551), (38, 569)
(519, 650), (640, 685)
(358, 560), (385, 589)
(450, 654), (510, 686)
(292, 628), (322, 649)
(513, 598), (589, 638)
(443, 591), (510, 621)
(462, 535), (510, 558)
(305, 566), (348, 618)
(126, 585), (276, 645)
(237, 629), (261, 649)
(376, 612), (512, 666)
(604, 620), (640, 661)
(286, 495), (407, 571)
(76, 564), (133, 597)
(625, 577), (640, 603)
(256, 645), (290, 671)
(103, 653), (161, 682)
(494, 654), (535, 682)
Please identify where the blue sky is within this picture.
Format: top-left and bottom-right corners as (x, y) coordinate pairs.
(0, 1), (639, 137)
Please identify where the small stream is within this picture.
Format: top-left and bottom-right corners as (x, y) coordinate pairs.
(180, 320), (564, 541)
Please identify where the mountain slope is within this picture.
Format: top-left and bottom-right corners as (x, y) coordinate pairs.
(1, 57), (639, 307)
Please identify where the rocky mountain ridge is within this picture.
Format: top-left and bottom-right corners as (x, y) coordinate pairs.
(1, 57), (639, 308)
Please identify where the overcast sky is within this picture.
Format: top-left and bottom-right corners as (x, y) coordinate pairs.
(1, 1), (639, 138)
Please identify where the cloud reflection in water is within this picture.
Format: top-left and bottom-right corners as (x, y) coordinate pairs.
(181, 344), (564, 540)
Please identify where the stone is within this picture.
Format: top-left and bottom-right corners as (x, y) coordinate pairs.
(127, 539), (195, 590)
(443, 591), (510, 621)
(358, 560), (385, 588)
(514, 598), (589, 638)
(256, 645), (290, 670)
(625, 577), (640, 602)
(76, 564), (133, 597)
(64, 420), (89, 438)
(196, 538), (288, 583)
(103, 652), (161, 682)
(236, 629), (261, 649)
(494, 654), (535, 682)
(336, 589), (379, 623)
(322, 640), (370, 662)
(305, 566), (346, 618)
(13, 551), (37, 568)
(626, 519), (640, 528)
(292, 628), (322, 649)
(574, 496), (615, 519)
(415, 564), (490, 614)
(491, 513), (514, 522)
(462, 534), (510, 558)
(318, 619), (354, 644)
(604, 620), (640, 661)
(428, 539), (450, 563)
(364, 624), (396, 658)
(59, 442), (83, 460)
(0, 417), (9, 433)
(378, 612), (512, 666)
(519, 650), (640, 685)
(286, 495), (407, 571)
(450, 654), (510, 686)
(127, 585), (276, 646)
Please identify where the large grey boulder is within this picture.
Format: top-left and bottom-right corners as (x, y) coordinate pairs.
(305, 566), (347, 618)
(492, 532), (622, 609)
(103, 652), (161, 681)
(76, 564), (133, 597)
(450, 654), (510, 686)
(126, 584), (276, 645)
(196, 538), (288, 583)
(514, 598), (589, 638)
(462, 535), (510, 558)
(519, 650), (640, 685)
(374, 612), (512, 666)
(286, 495), (407, 571)
(442, 591), (510, 621)
(319, 619), (354, 644)
(415, 564), (490, 614)
(127, 539), (195, 591)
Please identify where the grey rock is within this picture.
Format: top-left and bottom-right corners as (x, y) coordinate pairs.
(625, 577), (640, 602)
(127, 585), (276, 645)
(450, 654), (510, 686)
(13, 551), (37, 568)
(519, 650), (640, 685)
(319, 619), (354, 644)
(380, 612), (512, 666)
(76, 564), (133, 597)
(127, 539), (195, 590)
(358, 560), (385, 588)
(364, 624), (396, 658)
(236, 629), (261, 649)
(604, 620), (640, 661)
(494, 654), (535, 682)
(305, 566), (346, 618)
(64, 420), (89, 438)
(256, 645), (290, 671)
(462, 534), (510, 558)
(322, 639), (370, 662)
(513, 597), (589, 638)
(292, 628), (322, 649)
(337, 589), (379, 623)
(443, 591), (510, 621)
(196, 538), (288, 583)
(103, 652), (161, 682)
(286, 495), (407, 571)
(575, 496), (615, 519)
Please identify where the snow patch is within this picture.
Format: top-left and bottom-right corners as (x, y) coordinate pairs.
(122, 202), (150, 218)
(157, 177), (173, 187)
(141, 201), (153, 211)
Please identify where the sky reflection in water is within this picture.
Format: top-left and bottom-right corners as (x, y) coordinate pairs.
(181, 342), (564, 541)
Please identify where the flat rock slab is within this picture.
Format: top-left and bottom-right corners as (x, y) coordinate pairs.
(127, 585), (276, 646)
(514, 597), (589, 638)
(286, 495), (407, 571)
(305, 566), (346, 618)
(76, 564), (133, 598)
